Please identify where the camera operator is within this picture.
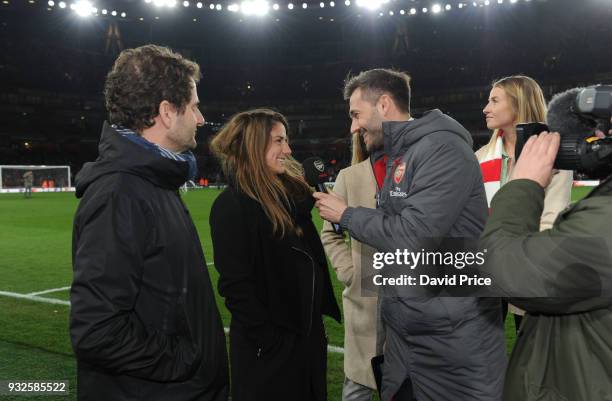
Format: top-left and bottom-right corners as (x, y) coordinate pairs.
(481, 96), (612, 401)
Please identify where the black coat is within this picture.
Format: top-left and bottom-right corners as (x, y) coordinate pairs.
(70, 122), (229, 401)
(209, 185), (341, 401)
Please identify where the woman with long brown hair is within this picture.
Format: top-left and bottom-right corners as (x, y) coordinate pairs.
(209, 108), (341, 401)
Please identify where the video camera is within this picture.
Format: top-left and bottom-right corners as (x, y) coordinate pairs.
(516, 85), (612, 178)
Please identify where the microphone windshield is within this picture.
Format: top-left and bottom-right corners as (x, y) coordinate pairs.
(302, 157), (329, 186)
(548, 88), (597, 136)
(547, 87), (602, 171)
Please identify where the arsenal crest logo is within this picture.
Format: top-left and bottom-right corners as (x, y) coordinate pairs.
(314, 159), (325, 172)
(393, 162), (406, 184)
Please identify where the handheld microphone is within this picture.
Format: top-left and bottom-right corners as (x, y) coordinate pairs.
(302, 157), (344, 235)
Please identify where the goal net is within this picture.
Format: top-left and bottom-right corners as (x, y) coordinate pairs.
(0, 165), (72, 193)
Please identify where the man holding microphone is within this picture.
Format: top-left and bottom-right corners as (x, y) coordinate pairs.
(315, 68), (506, 401)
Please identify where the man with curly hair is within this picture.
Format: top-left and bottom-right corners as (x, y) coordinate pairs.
(70, 44), (229, 401)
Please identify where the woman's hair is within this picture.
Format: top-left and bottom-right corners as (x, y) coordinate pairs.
(210, 108), (310, 237)
(351, 133), (369, 165)
(487, 75), (547, 144)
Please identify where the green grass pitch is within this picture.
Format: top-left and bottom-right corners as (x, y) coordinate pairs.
(0, 186), (593, 400)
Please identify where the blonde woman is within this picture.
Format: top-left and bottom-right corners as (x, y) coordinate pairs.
(209, 108), (341, 401)
(478, 75), (573, 331)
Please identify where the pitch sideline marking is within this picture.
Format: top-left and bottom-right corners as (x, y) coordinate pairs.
(27, 286), (72, 296)
(0, 290), (345, 354)
(0, 290), (70, 306)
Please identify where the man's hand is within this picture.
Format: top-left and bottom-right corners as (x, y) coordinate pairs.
(313, 191), (348, 224)
(510, 131), (560, 188)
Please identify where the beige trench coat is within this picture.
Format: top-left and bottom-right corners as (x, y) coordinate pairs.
(321, 160), (378, 389)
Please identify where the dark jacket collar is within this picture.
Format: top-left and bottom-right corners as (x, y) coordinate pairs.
(75, 122), (190, 198)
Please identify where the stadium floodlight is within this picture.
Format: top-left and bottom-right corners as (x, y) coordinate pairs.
(241, 0), (269, 16)
(329, 1), (334, 6)
(409, 7), (415, 14)
(111, 9), (117, 15)
(101, 7), (106, 13)
(344, 0), (349, 5)
(288, 2), (293, 8)
(48, 0), (54, 5)
(458, 3), (463, 8)
(121, 11), (126, 17)
(272, 2), (278, 9)
(422, 6), (427, 12)
(301, 2), (307, 8)
(356, 0), (382, 11)
(445, 4), (451, 10)
(73, 0), (94, 16)
(399, 8), (404, 14)
(228, 3), (239, 11)
(183, 0), (189, 6)
(388, 10), (392, 15)
(484, 0), (490, 5)
(209, 3), (214, 8)
(58, 1), (66, 7)
(215, 3), (221, 9)
(498, 0), (503, 3)
(319, 1), (323, 7)
(196, 1), (202, 6)
(431, 3), (441, 13)
(510, 0), (516, 2)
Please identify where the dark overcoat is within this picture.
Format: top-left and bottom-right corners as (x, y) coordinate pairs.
(210, 185), (341, 401)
